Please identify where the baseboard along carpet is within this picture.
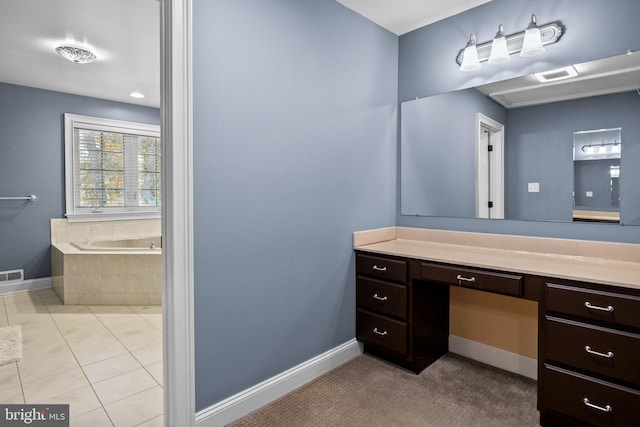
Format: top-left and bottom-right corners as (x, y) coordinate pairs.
(0, 325), (22, 366)
(229, 352), (538, 427)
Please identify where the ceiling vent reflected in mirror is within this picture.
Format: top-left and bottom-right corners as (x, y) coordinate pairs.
(477, 52), (640, 108)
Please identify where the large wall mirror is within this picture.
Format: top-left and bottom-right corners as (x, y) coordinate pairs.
(401, 52), (640, 225)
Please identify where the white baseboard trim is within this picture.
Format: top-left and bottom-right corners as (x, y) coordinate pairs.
(0, 277), (51, 295)
(195, 339), (363, 427)
(449, 335), (537, 380)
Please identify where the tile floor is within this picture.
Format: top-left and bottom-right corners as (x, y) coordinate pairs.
(0, 289), (163, 426)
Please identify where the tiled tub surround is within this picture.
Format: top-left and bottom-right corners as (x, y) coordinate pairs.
(51, 219), (161, 305)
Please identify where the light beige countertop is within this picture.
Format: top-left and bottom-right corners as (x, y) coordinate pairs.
(354, 227), (640, 290)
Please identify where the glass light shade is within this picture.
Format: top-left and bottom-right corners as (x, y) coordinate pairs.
(460, 35), (480, 71)
(612, 144), (621, 154)
(488, 25), (510, 64)
(520, 15), (545, 57)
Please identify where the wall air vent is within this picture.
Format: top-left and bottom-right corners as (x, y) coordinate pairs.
(0, 269), (24, 283)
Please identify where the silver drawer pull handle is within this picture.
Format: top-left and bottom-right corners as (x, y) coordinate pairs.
(583, 398), (612, 413)
(584, 302), (614, 312)
(456, 274), (476, 283)
(585, 346), (614, 359)
(373, 328), (387, 336)
(372, 265), (387, 272)
(373, 294), (388, 301)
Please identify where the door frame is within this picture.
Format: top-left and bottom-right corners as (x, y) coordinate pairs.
(476, 113), (505, 219)
(161, 0), (195, 425)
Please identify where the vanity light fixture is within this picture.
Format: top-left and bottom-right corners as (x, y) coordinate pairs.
(457, 14), (563, 71)
(459, 34), (481, 71)
(581, 140), (620, 154)
(488, 25), (509, 64)
(55, 44), (97, 64)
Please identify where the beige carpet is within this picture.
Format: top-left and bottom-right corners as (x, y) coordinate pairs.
(0, 325), (22, 366)
(230, 353), (539, 427)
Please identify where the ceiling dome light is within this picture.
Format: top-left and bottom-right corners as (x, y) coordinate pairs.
(129, 92), (145, 99)
(55, 45), (97, 64)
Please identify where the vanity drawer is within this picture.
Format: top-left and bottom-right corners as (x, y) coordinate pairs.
(356, 254), (407, 283)
(420, 262), (522, 297)
(546, 316), (640, 385)
(356, 309), (408, 356)
(357, 276), (407, 319)
(543, 364), (640, 427)
(547, 283), (640, 329)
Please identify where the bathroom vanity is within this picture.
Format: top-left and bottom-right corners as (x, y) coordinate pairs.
(354, 227), (640, 427)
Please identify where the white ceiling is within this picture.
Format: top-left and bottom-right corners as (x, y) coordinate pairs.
(0, 0), (160, 108)
(336, 0), (492, 35)
(0, 1), (487, 108)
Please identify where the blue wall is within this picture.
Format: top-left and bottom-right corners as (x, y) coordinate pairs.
(0, 83), (160, 279)
(398, 0), (640, 243)
(506, 92), (640, 224)
(192, 0), (397, 409)
(401, 88), (507, 217)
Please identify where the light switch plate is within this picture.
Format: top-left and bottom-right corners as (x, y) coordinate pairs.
(528, 182), (540, 193)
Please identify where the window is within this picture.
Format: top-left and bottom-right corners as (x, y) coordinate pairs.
(64, 114), (161, 221)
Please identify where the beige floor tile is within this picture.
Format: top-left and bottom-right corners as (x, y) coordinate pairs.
(60, 317), (109, 340)
(109, 321), (162, 352)
(104, 386), (163, 427)
(37, 384), (102, 419)
(38, 289), (63, 306)
(71, 407), (114, 427)
(145, 361), (163, 386)
(65, 328), (128, 366)
(129, 306), (162, 315)
(136, 414), (163, 427)
(93, 368), (158, 405)
(0, 363), (21, 391)
(21, 326), (66, 350)
(131, 343), (162, 367)
(83, 353), (143, 384)
(22, 367), (89, 403)
(7, 312), (58, 335)
(18, 340), (79, 381)
(0, 298), (8, 327)
(0, 384), (24, 404)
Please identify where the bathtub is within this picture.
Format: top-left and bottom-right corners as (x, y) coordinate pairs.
(51, 236), (162, 305)
(72, 236), (162, 251)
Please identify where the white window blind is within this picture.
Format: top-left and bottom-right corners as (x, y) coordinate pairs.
(65, 114), (161, 220)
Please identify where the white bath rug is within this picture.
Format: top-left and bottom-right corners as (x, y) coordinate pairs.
(0, 325), (22, 366)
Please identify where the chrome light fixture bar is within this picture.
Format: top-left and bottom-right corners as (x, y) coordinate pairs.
(456, 15), (563, 70)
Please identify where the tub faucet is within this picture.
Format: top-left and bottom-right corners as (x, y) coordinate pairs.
(147, 241), (156, 249)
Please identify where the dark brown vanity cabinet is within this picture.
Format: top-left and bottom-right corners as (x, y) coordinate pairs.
(541, 281), (640, 426)
(355, 253), (448, 373)
(355, 249), (640, 426)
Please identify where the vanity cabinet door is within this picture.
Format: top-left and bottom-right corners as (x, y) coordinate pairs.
(546, 316), (640, 385)
(544, 364), (640, 427)
(420, 262), (522, 297)
(356, 254), (407, 284)
(357, 276), (407, 319)
(547, 283), (640, 329)
(356, 309), (408, 356)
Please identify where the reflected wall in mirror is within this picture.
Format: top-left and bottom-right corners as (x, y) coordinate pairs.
(401, 52), (640, 225)
(572, 128), (621, 223)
